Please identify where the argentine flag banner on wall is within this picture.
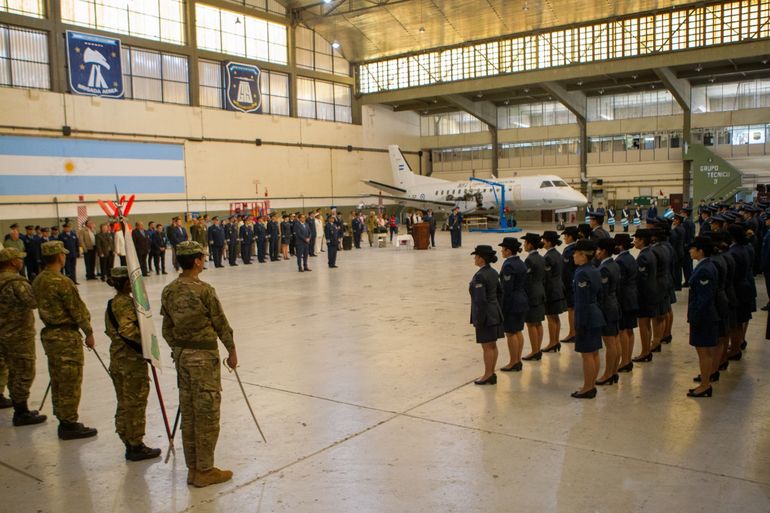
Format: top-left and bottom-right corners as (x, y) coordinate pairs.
(0, 136), (185, 196)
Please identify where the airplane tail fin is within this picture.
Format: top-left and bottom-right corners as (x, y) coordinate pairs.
(388, 145), (445, 188)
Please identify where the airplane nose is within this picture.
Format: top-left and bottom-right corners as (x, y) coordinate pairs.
(573, 189), (588, 206)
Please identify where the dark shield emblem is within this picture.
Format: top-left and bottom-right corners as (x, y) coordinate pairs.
(226, 62), (262, 113)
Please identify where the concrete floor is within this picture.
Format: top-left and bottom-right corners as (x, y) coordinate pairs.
(1, 224), (769, 513)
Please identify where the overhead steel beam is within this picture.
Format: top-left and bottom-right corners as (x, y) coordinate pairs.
(541, 82), (586, 120)
(654, 67), (691, 111)
(358, 41), (770, 105)
(441, 95), (497, 128)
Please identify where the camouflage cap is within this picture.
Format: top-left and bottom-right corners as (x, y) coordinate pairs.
(0, 247), (26, 262)
(110, 266), (129, 278)
(41, 240), (69, 256)
(176, 240), (208, 256)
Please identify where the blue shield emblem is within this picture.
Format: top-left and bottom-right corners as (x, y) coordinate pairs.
(226, 62), (262, 113)
(66, 31), (124, 98)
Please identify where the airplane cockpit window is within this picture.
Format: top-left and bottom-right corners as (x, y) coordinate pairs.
(552, 180), (568, 187)
(540, 181), (554, 188)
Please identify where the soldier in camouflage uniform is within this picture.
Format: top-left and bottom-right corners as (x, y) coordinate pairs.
(105, 266), (162, 461)
(161, 241), (237, 488)
(31, 241), (98, 440)
(0, 247), (46, 425)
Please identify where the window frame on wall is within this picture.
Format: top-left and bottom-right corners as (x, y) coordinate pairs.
(0, 23), (50, 90)
(1, 0), (45, 18)
(295, 25), (350, 77)
(120, 45), (189, 105)
(60, 0), (186, 45)
(296, 76), (352, 123)
(195, 3), (288, 65)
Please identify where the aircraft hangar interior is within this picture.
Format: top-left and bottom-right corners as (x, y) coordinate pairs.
(0, 0), (769, 511)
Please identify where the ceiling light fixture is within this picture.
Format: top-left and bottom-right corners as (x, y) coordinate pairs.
(323, 0), (332, 3)
(631, 74), (638, 80)
(599, 88), (605, 95)
(476, 92), (483, 98)
(331, 40), (341, 49)
(695, 64), (703, 72)
(504, 100), (510, 105)
(576, 81), (583, 86)
(235, 17), (241, 24)
(419, 26), (425, 33)
(523, 88), (529, 93)
(523, 1), (529, 11)
(762, 59), (768, 65)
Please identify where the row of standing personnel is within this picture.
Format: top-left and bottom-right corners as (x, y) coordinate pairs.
(467, 207), (759, 399)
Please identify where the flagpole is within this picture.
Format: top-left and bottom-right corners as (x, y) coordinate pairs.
(150, 365), (175, 454)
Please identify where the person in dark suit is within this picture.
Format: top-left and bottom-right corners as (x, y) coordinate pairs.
(595, 238), (621, 385)
(632, 229), (658, 362)
(239, 218), (254, 265)
(520, 233), (546, 361)
(648, 223), (674, 353)
(280, 214), (292, 260)
(351, 213), (364, 249)
(255, 216), (267, 263)
(22, 225), (41, 281)
(225, 217), (239, 266)
(150, 223), (168, 274)
(289, 213), (297, 256)
(686, 236), (719, 398)
(131, 221), (150, 276)
(681, 207), (696, 284)
(469, 245), (503, 385)
(571, 239), (605, 399)
(424, 209), (437, 248)
(95, 223), (114, 281)
(588, 212), (610, 241)
(294, 214), (311, 272)
(306, 212), (317, 256)
(704, 231), (731, 383)
(448, 207), (463, 248)
(497, 237), (528, 373)
(267, 213), (279, 261)
(207, 217), (225, 268)
(168, 217), (188, 271)
(560, 226), (579, 343)
(613, 234), (638, 373)
(325, 215), (340, 268)
(541, 231), (566, 353)
(654, 222), (677, 347)
(727, 224), (755, 360)
(58, 223), (80, 284)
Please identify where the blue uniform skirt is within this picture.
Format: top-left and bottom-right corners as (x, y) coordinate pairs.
(525, 304), (545, 324)
(475, 324), (504, 344)
(618, 311), (638, 330)
(575, 327), (603, 353)
(545, 299), (567, 316)
(601, 320), (619, 337)
(503, 313), (525, 334)
(689, 324), (718, 347)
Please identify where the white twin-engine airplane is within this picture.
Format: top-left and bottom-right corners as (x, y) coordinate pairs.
(364, 145), (588, 215)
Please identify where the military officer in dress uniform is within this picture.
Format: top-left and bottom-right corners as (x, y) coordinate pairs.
(541, 231), (566, 353)
(255, 216), (267, 263)
(686, 236), (719, 398)
(468, 245), (503, 385)
(595, 238), (621, 385)
(498, 237), (528, 373)
(207, 217), (225, 268)
(521, 233), (546, 361)
(448, 207), (463, 248)
(681, 207), (696, 284)
(632, 229), (658, 363)
(571, 240), (605, 399)
(104, 267), (161, 461)
(0, 247), (46, 426)
(613, 234), (639, 373)
(306, 212), (317, 257)
(23, 225), (42, 281)
(226, 217), (239, 266)
(267, 213), (280, 261)
(161, 241), (237, 487)
(670, 214), (687, 289)
(560, 227), (579, 343)
(294, 214), (311, 272)
(588, 212), (610, 241)
(58, 224), (80, 284)
(325, 215), (340, 268)
(32, 241), (98, 440)
(239, 218), (254, 265)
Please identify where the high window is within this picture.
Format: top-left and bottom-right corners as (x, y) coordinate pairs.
(198, 58), (289, 115)
(0, 24), (49, 90)
(297, 77), (351, 123)
(295, 25), (349, 77)
(1, 0), (44, 18)
(121, 46), (189, 104)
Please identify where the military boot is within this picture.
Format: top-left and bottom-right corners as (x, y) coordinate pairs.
(0, 394), (12, 408)
(192, 467), (233, 488)
(125, 443), (162, 461)
(12, 402), (47, 426)
(58, 421), (98, 440)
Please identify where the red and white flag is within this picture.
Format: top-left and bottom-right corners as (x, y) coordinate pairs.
(77, 205), (88, 228)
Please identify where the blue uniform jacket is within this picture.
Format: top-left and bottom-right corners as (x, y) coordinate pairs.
(561, 243), (576, 302)
(573, 264), (605, 330)
(239, 224), (254, 243)
(636, 246), (658, 307)
(762, 230), (770, 271)
(469, 264), (503, 328)
(448, 213), (463, 231)
(687, 258), (718, 325)
(59, 231), (79, 256)
(598, 258), (621, 323)
(499, 256), (528, 315)
(208, 225), (225, 246)
(614, 250), (639, 313)
(325, 221), (339, 244)
(524, 251), (546, 307)
(544, 247), (565, 302)
(255, 222), (267, 242)
(729, 243), (753, 305)
(294, 221), (310, 247)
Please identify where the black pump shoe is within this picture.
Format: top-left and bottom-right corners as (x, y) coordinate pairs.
(741, 340), (747, 350)
(560, 336), (575, 343)
(571, 388), (597, 399)
(543, 343), (561, 353)
(474, 374), (497, 385)
(618, 362), (634, 373)
(595, 376), (615, 386)
(500, 362), (523, 372)
(727, 351), (742, 361)
(522, 351), (542, 361)
(687, 386), (713, 398)
(632, 353), (653, 363)
(718, 361), (729, 371)
(693, 371), (720, 383)
(651, 344), (662, 353)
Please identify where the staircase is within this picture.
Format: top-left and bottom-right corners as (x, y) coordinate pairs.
(684, 143), (745, 200)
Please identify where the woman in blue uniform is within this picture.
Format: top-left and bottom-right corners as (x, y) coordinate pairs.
(571, 240), (605, 399)
(632, 229), (658, 362)
(521, 233), (546, 361)
(687, 236), (719, 398)
(595, 238), (621, 385)
(560, 227), (579, 343)
(498, 238), (528, 372)
(613, 234), (638, 373)
(727, 224), (754, 360)
(469, 245), (504, 385)
(541, 231), (566, 353)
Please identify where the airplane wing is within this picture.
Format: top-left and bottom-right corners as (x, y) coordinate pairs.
(359, 192), (456, 208)
(362, 180), (407, 195)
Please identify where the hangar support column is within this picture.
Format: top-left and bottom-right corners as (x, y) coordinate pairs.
(654, 67), (692, 202)
(442, 94), (499, 177)
(541, 82), (588, 196)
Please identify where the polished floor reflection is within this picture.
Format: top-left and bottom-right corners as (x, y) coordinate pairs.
(1, 226), (769, 513)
